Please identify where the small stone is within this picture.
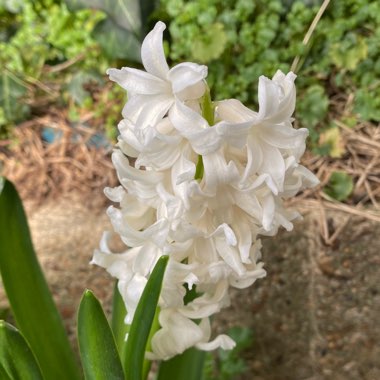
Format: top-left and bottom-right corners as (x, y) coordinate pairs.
(343, 361), (357, 372)
(252, 360), (262, 370)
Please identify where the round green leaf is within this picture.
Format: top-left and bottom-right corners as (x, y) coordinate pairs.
(323, 171), (354, 201)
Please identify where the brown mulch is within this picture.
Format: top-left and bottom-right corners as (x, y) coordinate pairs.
(1, 102), (379, 244)
(0, 109), (117, 208)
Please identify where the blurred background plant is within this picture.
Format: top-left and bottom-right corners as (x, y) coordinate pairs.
(1, 0), (379, 206)
(1, 2), (380, 379)
(0, 0), (155, 141)
(157, 0), (380, 152)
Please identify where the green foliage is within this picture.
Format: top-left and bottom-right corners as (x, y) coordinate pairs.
(64, 0), (150, 62)
(111, 283), (129, 360)
(0, 178), (82, 380)
(317, 125), (345, 158)
(78, 290), (124, 380)
(324, 171), (354, 201)
(0, 0), (105, 130)
(157, 347), (206, 380)
(158, 0), (380, 152)
(296, 84), (329, 144)
(203, 326), (253, 380)
(0, 71), (30, 136)
(0, 321), (43, 380)
(0, 0), (157, 136)
(124, 255), (169, 380)
(0, 178), (182, 380)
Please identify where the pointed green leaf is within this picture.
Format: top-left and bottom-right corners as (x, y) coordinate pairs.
(92, 18), (141, 62)
(111, 282), (129, 359)
(156, 347), (206, 380)
(0, 71), (30, 125)
(64, 0), (142, 34)
(0, 179), (81, 380)
(0, 321), (43, 380)
(78, 290), (124, 380)
(124, 255), (169, 380)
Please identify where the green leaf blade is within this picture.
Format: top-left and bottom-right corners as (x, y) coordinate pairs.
(111, 282), (129, 359)
(92, 19), (141, 62)
(124, 255), (169, 380)
(0, 321), (43, 380)
(156, 347), (206, 380)
(78, 290), (124, 380)
(0, 179), (81, 380)
(64, 0), (142, 34)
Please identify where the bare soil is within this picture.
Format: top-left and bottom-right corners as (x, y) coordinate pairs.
(1, 192), (379, 379)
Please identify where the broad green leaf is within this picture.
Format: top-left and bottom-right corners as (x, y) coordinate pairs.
(0, 321), (43, 380)
(0, 179), (82, 380)
(78, 290), (124, 380)
(323, 171), (354, 201)
(64, 0), (141, 34)
(0, 71), (30, 125)
(124, 255), (169, 380)
(156, 348), (206, 380)
(111, 282), (129, 359)
(92, 19), (141, 62)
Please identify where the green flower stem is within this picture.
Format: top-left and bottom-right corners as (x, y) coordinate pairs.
(195, 155), (204, 180)
(201, 85), (215, 126)
(195, 85), (215, 181)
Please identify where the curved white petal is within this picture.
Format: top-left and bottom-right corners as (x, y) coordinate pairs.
(169, 101), (221, 154)
(257, 142), (286, 192)
(262, 194), (275, 231)
(122, 94), (173, 127)
(176, 81), (206, 100)
(260, 124), (308, 152)
(196, 335), (236, 351)
(215, 120), (250, 148)
(234, 216), (252, 263)
(168, 62), (208, 95)
(141, 21), (170, 79)
(229, 265), (267, 289)
(104, 186), (125, 203)
(202, 153), (240, 192)
(150, 310), (205, 360)
(112, 150), (163, 184)
(216, 98), (258, 123)
(107, 67), (168, 95)
(258, 71), (296, 122)
(119, 273), (147, 324)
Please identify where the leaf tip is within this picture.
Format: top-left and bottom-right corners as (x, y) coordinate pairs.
(83, 289), (94, 298)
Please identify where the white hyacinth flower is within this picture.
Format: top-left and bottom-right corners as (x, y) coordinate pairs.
(107, 21), (208, 128)
(94, 21), (319, 361)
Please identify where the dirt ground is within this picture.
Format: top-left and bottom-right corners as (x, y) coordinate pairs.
(0, 192), (379, 380)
